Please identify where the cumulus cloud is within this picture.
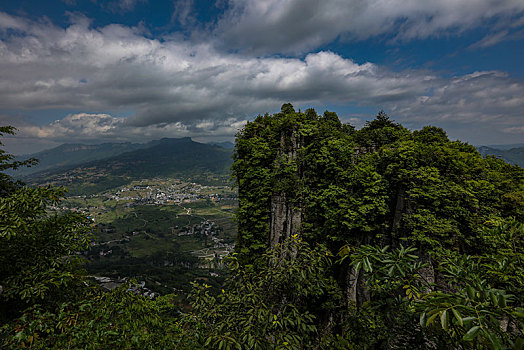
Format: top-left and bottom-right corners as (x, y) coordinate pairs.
(16, 112), (248, 145)
(390, 71), (524, 124)
(172, 0), (196, 27)
(215, 0), (524, 54)
(0, 10), (523, 148)
(386, 71), (524, 144)
(108, 0), (147, 13)
(26, 113), (125, 139)
(0, 12), (428, 125)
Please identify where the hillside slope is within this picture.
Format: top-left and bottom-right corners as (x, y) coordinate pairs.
(27, 137), (233, 194)
(477, 146), (524, 166)
(12, 142), (147, 176)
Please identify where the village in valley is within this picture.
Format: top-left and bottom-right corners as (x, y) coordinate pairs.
(50, 177), (238, 296)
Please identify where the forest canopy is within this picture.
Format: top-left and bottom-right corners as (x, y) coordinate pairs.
(230, 104), (524, 348)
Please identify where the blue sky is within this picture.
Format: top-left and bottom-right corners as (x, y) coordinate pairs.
(1, 0), (523, 154)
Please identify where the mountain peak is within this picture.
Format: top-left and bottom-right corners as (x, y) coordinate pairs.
(158, 137), (193, 143)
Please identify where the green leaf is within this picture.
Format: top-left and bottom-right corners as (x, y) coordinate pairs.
(463, 326), (480, 342)
(462, 316), (476, 323)
(466, 286), (475, 300)
(364, 257), (372, 272)
(426, 311), (440, 327)
(440, 310), (449, 331)
(490, 292), (498, 306)
(420, 312), (427, 328)
(498, 294), (506, 308)
(513, 337), (524, 350)
(387, 266), (394, 276)
(484, 330), (502, 349)
(451, 308), (463, 326)
(514, 308), (524, 319)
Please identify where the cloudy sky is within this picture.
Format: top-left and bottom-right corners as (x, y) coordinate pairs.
(1, 0), (524, 154)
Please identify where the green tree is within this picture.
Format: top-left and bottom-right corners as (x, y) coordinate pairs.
(2, 284), (186, 349)
(0, 127), (91, 324)
(0, 126), (37, 196)
(232, 105), (524, 347)
(188, 236), (341, 349)
(337, 219), (524, 349)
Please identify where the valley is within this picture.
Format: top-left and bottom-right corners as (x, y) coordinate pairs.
(20, 138), (238, 299)
(55, 177), (238, 297)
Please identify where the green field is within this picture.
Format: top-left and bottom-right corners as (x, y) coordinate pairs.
(64, 178), (237, 295)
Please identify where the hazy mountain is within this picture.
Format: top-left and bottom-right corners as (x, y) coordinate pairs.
(91, 137), (233, 178)
(208, 141), (235, 149)
(12, 142), (147, 176)
(477, 146), (524, 166)
(484, 143), (524, 150)
(26, 137), (234, 194)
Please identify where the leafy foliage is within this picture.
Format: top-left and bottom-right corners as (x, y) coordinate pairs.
(188, 236), (341, 349)
(232, 105), (524, 348)
(233, 104), (523, 263)
(341, 244), (427, 301)
(1, 285), (186, 349)
(0, 129), (91, 323)
(0, 126), (38, 196)
(336, 218), (524, 349)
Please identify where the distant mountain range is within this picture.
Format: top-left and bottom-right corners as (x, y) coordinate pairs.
(12, 142), (148, 176)
(208, 141), (235, 149)
(477, 146), (524, 166)
(483, 143), (524, 150)
(80, 137), (233, 179)
(14, 138), (234, 195)
(13, 139), (234, 177)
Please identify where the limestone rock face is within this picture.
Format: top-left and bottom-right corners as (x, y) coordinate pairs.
(269, 128), (302, 249)
(270, 192), (302, 247)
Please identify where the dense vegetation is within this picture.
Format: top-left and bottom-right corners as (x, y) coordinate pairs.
(230, 105), (524, 348)
(1, 103), (523, 349)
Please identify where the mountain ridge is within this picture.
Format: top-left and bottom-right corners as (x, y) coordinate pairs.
(24, 137), (234, 195)
(13, 138), (235, 177)
(477, 145), (524, 166)
(12, 141), (148, 176)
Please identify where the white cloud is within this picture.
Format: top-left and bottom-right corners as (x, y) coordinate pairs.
(108, 0), (147, 13)
(0, 11), (29, 31)
(172, 0), (196, 26)
(503, 126), (524, 134)
(0, 11), (523, 148)
(0, 13), (425, 123)
(215, 0), (524, 54)
(468, 29), (524, 49)
(390, 71), (524, 122)
(15, 112), (248, 146)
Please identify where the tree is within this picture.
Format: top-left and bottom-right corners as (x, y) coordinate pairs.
(0, 127), (92, 324)
(232, 106), (524, 347)
(188, 236), (341, 349)
(338, 224), (524, 349)
(0, 126), (37, 196)
(2, 284), (186, 349)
